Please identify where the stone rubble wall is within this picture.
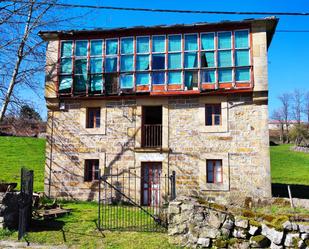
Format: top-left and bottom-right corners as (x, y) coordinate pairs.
(0, 192), (19, 229)
(168, 197), (309, 248)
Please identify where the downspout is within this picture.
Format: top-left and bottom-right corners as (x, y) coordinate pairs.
(48, 110), (54, 197)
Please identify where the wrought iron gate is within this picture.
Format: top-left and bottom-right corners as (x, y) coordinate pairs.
(18, 167), (34, 240)
(98, 167), (176, 232)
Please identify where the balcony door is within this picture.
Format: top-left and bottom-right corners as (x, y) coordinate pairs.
(142, 106), (162, 148)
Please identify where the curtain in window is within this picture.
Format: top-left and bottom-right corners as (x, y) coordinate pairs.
(136, 73), (149, 85)
(120, 74), (134, 88)
(235, 30), (248, 48)
(168, 53), (181, 69)
(201, 70), (216, 83)
(136, 55), (149, 70)
(120, 55), (133, 71)
(121, 38), (133, 54)
(185, 34), (197, 51)
(61, 41), (72, 57)
(184, 52), (198, 68)
(75, 41), (88, 56)
(201, 52), (215, 68)
(60, 58), (72, 73)
(218, 51), (232, 67)
(59, 76), (72, 92)
(201, 33), (214, 50)
(74, 59), (87, 74)
(106, 39), (118, 55)
(105, 57), (117, 72)
(235, 50), (249, 66)
(152, 72), (165, 84)
(136, 37), (149, 53)
(168, 35), (181, 52)
(152, 54), (165, 70)
(152, 36), (165, 52)
(236, 68), (250, 81)
(184, 71), (198, 89)
(215, 161), (222, 182)
(90, 74), (103, 92)
(90, 58), (102, 73)
(218, 32), (231, 49)
(168, 71), (182, 84)
(74, 74), (87, 92)
(90, 40), (103, 56)
(218, 69), (232, 82)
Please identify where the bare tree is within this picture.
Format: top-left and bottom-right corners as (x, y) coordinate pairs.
(271, 109), (285, 142)
(291, 89), (303, 124)
(277, 93), (291, 143)
(303, 91), (309, 125)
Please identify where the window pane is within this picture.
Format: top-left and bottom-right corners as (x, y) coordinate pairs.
(121, 37), (133, 54)
(184, 71), (198, 89)
(152, 54), (165, 70)
(184, 52), (198, 68)
(215, 161), (222, 182)
(137, 37), (149, 53)
(201, 70), (216, 83)
(168, 53), (181, 69)
(136, 55), (149, 71)
(168, 71), (182, 84)
(75, 40), (88, 56)
(61, 41), (72, 57)
(60, 58), (72, 73)
(218, 69), (232, 82)
(105, 57), (117, 72)
(207, 161), (214, 183)
(90, 74), (103, 92)
(59, 76), (72, 92)
(235, 49), (249, 66)
(90, 58), (102, 73)
(74, 59), (87, 74)
(235, 30), (249, 48)
(205, 106), (213, 126)
(214, 114), (221, 125)
(152, 36), (165, 52)
(218, 32), (231, 49)
(106, 39), (118, 55)
(95, 110), (101, 128)
(136, 73), (150, 85)
(168, 35), (181, 52)
(185, 34), (197, 51)
(120, 73), (134, 88)
(201, 33), (214, 50)
(200, 51), (215, 68)
(90, 40), (103, 56)
(152, 72), (165, 85)
(236, 68), (250, 81)
(121, 55), (133, 71)
(218, 50), (232, 67)
(105, 73), (118, 94)
(74, 74), (87, 92)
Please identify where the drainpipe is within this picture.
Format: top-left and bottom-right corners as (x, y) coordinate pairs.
(48, 111), (54, 198)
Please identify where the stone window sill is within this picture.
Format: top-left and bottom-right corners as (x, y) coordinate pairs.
(134, 147), (170, 153)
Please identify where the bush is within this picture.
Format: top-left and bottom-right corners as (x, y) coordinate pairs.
(288, 124), (309, 146)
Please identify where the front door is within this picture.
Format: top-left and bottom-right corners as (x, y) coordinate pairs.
(141, 162), (162, 206)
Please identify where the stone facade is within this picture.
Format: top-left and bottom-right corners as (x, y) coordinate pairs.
(43, 18), (275, 202)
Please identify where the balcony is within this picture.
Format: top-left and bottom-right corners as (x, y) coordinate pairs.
(142, 124), (162, 148)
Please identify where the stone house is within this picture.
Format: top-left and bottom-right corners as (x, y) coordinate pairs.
(39, 17), (278, 203)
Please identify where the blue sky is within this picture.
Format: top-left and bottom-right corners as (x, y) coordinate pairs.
(27, 0), (309, 120)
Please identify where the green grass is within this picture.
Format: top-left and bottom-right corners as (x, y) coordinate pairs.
(0, 136), (46, 191)
(0, 201), (178, 249)
(270, 144), (309, 186)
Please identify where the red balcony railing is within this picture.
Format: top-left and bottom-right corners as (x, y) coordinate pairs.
(142, 124), (162, 148)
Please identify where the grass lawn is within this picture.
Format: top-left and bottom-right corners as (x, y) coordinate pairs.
(270, 144), (309, 186)
(0, 136), (46, 191)
(0, 201), (178, 249)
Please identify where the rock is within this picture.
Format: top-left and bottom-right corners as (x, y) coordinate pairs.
(248, 225), (259, 235)
(200, 227), (220, 239)
(301, 233), (309, 240)
(168, 226), (179, 236)
(181, 204), (194, 211)
(299, 224), (309, 233)
(284, 233), (299, 247)
(249, 235), (270, 248)
(298, 239), (306, 249)
(232, 228), (248, 239)
(194, 212), (204, 222)
(208, 211), (225, 229)
(0, 216), (3, 223)
(177, 223), (187, 234)
(235, 216), (248, 229)
(270, 242), (283, 249)
(261, 224), (284, 245)
(282, 221), (298, 231)
(197, 238), (210, 248)
(168, 204), (180, 215)
(221, 228), (230, 237)
(222, 218), (234, 230)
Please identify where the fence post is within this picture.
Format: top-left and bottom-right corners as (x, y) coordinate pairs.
(170, 171), (176, 201)
(98, 169), (101, 230)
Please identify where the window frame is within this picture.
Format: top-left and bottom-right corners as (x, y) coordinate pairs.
(86, 107), (101, 129)
(206, 159), (223, 184)
(89, 39), (104, 95)
(59, 40), (74, 95)
(167, 34), (183, 86)
(205, 103), (221, 126)
(84, 159), (100, 182)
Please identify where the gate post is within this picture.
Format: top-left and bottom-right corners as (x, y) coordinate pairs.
(98, 169), (101, 230)
(170, 171), (176, 201)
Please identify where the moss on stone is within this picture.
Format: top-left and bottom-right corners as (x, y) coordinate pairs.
(209, 202), (227, 212)
(213, 238), (228, 248)
(260, 214), (275, 222)
(227, 238), (240, 245)
(250, 235), (266, 243)
(249, 219), (261, 228)
(242, 209), (256, 218)
(263, 215), (289, 231)
(292, 237), (301, 249)
(305, 239), (309, 246)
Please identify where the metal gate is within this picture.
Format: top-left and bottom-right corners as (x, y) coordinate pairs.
(98, 167), (176, 232)
(18, 167), (34, 240)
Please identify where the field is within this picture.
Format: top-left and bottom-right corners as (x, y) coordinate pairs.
(270, 144), (309, 186)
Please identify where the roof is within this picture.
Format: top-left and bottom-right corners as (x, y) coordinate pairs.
(39, 16), (279, 48)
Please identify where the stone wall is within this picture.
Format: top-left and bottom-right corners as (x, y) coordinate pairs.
(168, 197), (309, 248)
